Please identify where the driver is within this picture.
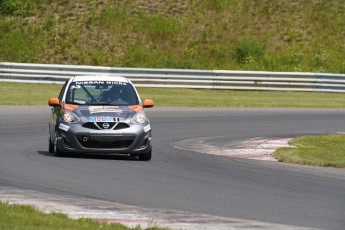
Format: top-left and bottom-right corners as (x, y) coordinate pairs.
(101, 85), (122, 103)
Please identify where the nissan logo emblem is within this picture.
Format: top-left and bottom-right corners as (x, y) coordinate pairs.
(102, 123), (110, 129)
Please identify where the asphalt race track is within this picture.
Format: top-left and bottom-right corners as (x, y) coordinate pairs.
(1, 106), (345, 229)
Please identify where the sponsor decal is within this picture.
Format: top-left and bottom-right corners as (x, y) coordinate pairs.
(90, 130), (123, 134)
(64, 104), (78, 111)
(70, 85), (81, 89)
(88, 106), (122, 114)
(89, 117), (120, 122)
(128, 105), (142, 112)
(76, 81), (127, 85)
(59, 123), (70, 131)
(143, 124), (151, 133)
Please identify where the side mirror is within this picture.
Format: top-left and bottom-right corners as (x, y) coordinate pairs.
(143, 99), (154, 108)
(48, 98), (60, 106)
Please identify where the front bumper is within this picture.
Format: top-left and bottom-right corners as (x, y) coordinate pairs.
(56, 122), (152, 155)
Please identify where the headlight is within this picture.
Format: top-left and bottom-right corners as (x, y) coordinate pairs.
(131, 112), (147, 124)
(63, 110), (81, 123)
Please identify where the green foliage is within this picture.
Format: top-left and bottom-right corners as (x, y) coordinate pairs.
(0, 0), (345, 73)
(198, 0), (228, 11)
(0, 23), (45, 62)
(314, 47), (330, 72)
(235, 38), (266, 65)
(0, 0), (21, 15)
(44, 14), (56, 31)
(134, 12), (185, 40)
(283, 29), (303, 43)
(0, 17), (11, 33)
(123, 44), (150, 67)
(154, 56), (197, 69)
(100, 4), (129, 29)
(0, 0), (40, 16)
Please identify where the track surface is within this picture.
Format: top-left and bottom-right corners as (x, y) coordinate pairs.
(1, 106), (345, 229)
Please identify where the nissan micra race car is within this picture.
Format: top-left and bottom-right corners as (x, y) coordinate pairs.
(48, 75), (154, 161)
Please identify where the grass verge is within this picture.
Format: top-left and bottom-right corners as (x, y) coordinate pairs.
(2, 82), (345, 108)
(0, 202), (164, 230)
(274, 134), (345, 168)
(1, 1), (345, 73)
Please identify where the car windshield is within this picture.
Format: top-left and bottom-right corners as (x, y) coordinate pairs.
(65, 81), (139, 106)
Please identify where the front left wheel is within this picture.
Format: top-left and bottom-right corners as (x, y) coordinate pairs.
(137, 148), (152, 161)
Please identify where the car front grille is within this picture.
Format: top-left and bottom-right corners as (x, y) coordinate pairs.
(114, 123), (130, 130)
(82, 122), (130, 130)
(77, 135), (135, 149)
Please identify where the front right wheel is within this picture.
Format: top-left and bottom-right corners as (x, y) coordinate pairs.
(52, 133), (66, 157)
(49, 137), (54, 153)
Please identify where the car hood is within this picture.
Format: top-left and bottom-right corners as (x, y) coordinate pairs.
(64, 104), (143, 120)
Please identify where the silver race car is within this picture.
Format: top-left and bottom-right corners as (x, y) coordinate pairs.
(48, 75), (154, 161)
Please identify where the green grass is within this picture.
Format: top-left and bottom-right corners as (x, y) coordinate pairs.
(138, 87), (345, 108)
(1, 0), (345, 72)
(2, 82), (345, 108)
(274, 134), (345, 168)
(0, 82), (62, 105)
(0, 202), (165, 230)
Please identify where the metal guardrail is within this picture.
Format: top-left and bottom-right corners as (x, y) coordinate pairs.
(1, 62), (345, 92)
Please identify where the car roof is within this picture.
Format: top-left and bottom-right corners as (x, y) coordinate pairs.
(71, 75), (130, 83)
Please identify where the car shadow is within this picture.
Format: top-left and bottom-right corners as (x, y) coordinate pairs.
(37, 151), (139, 161)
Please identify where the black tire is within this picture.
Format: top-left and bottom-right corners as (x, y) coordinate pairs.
(54, 144), (66, 157)
(49, 138), (54, 153)
(138, 148), (152, 161)
(53, 134), (66, 157)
